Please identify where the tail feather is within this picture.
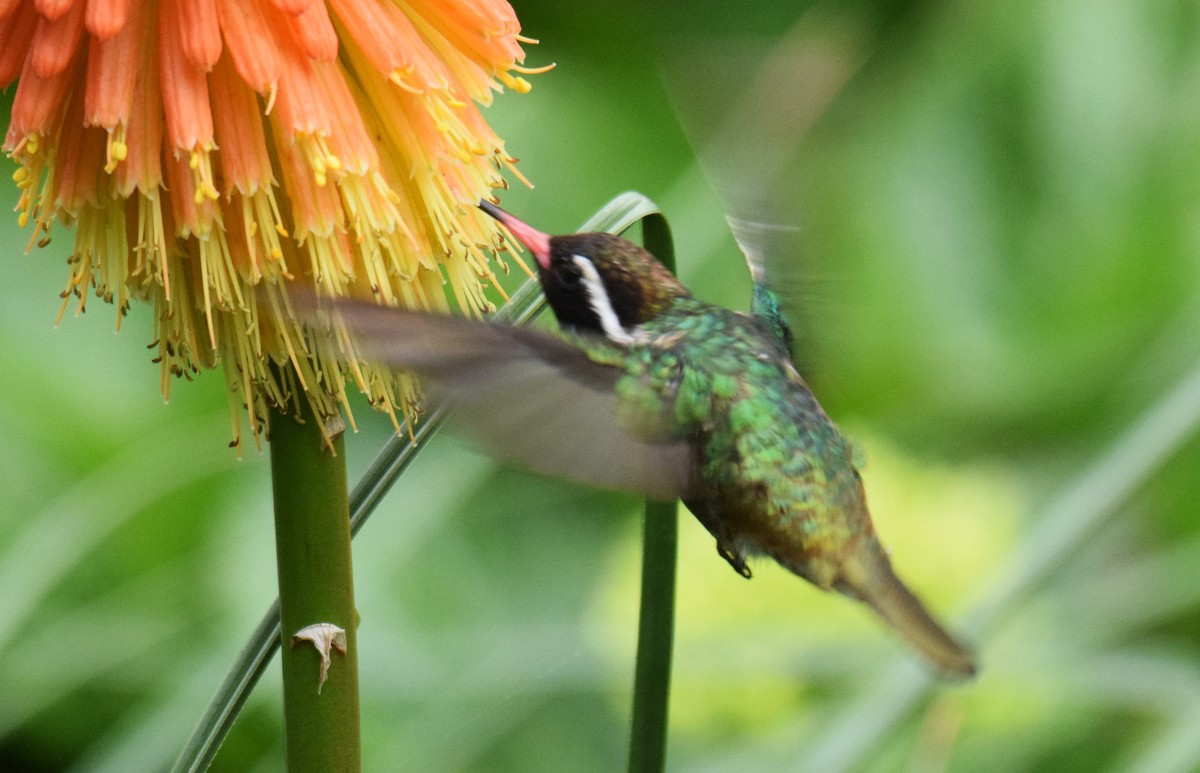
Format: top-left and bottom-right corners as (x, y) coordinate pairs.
(839, 539), (978, 678)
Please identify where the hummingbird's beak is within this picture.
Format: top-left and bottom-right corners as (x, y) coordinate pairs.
(478, 200), (552, 269)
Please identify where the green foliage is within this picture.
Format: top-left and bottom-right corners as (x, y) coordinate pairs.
(3, 0), (1200, 770)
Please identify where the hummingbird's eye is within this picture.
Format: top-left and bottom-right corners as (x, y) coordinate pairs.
(558, 260), (583, 285)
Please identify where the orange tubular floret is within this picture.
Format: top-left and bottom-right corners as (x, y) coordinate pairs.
(0, 2), (38, 87)
(210, 52), (275, 195)
(159, 0), (215, 154)
(272, 35), (332, 137)
(270, 0), (311, 14)
(270, 118), (340, 240)
(163, 148), (209, 237)
(85, 0), (132, 40)
(314, 60), (378, 174)
(8, 50), (75, 142)
(400, 10), (487, 102)
(286, 0), (338, 62)
(33, 0), (73, 22)
(178, 0), (222, 72)
(53, 85), (106, 212)
(406, 0), (524, 73)
(325, 0), (405, 75)
(215, 0), (282, 94)
(219, 191), (259, 280)
(84, 0), (140, 129)
(438, 0), (521, 34)
(113, 0), (163, 196)
(30, 0), (85, 80)
(327, 0), (452, 92)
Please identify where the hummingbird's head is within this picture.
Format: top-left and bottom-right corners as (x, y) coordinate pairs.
(480, 201), (690, 344)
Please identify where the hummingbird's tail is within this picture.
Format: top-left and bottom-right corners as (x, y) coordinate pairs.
(836, 537), (978, 678)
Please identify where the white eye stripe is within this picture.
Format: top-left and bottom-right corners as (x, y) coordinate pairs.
(572, 254), (635, 344)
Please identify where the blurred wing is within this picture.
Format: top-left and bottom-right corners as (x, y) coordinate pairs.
(727, 216), (801, 290)
(319, 299), (691, 500)
(663, 10), (865, 372)
(726, 215), (804, 355)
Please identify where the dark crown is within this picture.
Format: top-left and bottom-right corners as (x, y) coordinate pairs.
(538, 232), (690, 336)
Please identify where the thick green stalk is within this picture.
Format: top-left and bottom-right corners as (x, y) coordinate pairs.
(628, 214), (679, 773)
(269, 398), (361, 772)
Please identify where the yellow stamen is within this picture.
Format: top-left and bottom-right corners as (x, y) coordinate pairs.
(388, 69), (423, 94)
(511, 62), (555, 75)
(496, 71), (531, 93)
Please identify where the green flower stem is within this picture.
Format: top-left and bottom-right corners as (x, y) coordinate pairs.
(269, 397), (361, 772)
(628, 213), (679, 773)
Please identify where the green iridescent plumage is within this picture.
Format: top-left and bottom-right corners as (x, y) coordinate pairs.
(592, 293), (866, 583)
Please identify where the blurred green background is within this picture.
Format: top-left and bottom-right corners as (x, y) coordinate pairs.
(3, 0), (1200, 770)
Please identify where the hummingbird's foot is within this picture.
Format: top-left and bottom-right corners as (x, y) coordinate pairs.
(717, 543), (752, 579)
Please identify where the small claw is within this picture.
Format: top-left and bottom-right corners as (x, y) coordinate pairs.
(718, 543), (752, 579)
(290, 623), (348, 694)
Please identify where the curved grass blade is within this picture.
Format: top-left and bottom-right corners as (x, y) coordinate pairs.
(172, 192), (676, 773)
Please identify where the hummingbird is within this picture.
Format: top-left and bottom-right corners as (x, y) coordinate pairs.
(317, 200), (977, 678)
